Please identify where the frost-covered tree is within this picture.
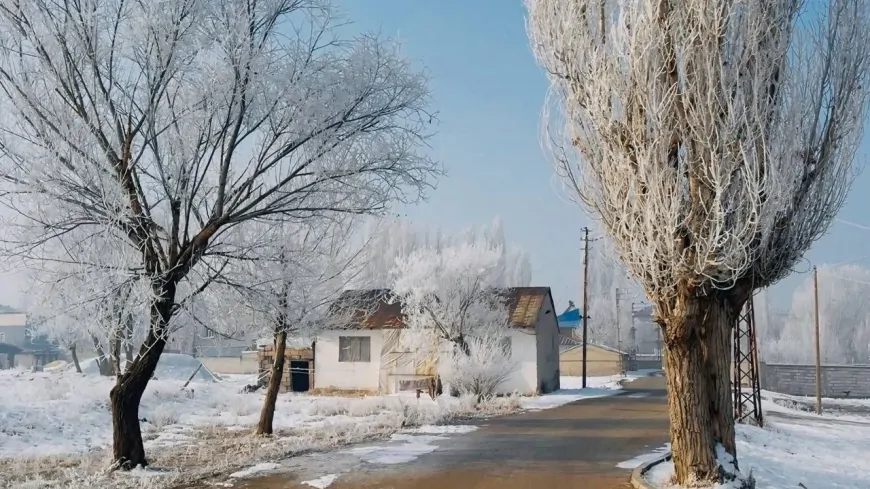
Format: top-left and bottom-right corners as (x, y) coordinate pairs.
(527, 0), (870, 484)
(20, 228), (149, 376)
(390, 231), (530, 398)
(765, 265), (870, 364)
(585, 231), (643, 348)
(205, 216), (370, 435)
(0, 0), (439, 468)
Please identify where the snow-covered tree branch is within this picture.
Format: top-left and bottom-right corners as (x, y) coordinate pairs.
(390, 225), (530, 398)
(527, 0), (870, 484)
(0, 0), (440, 468)
(763, 265), (870, 365)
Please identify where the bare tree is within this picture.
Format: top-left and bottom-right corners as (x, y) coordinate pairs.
(203, 216), (371, 435)
(527, 0), (870, 484)
(0, 0), (439, 469)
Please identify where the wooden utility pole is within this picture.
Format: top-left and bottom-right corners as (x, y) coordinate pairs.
(581, 227), (590, 389)
(813, 266), (823, 415)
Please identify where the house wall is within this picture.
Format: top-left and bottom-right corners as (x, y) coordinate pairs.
(0, 325), (25, 346)
(0, 313), (27, 328)
(535, 301), (560, 394)
(560, 345), (622, 376)
(314, 330), (383, 392)
(499, 329), (540, 395)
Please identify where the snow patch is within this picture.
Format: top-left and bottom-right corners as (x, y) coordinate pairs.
(616, 443), (670, 469)
(301, 474), (338, 488)
(229, 462), (281, 479)
(519, 375), (633, 410)
(405, 424), (478, 435)
(644, 408), (870, 488)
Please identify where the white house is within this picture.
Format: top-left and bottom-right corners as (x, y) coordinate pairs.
(313, 287), (561, 396)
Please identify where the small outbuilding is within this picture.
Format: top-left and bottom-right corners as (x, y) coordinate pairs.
(257, 339), (314, 393)
(313, 287), (561, 396)
(558, 335), (630, 376)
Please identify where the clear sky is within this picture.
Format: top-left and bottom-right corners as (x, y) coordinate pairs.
(340, 0), (870, 314)
(0, 1), (866, 316)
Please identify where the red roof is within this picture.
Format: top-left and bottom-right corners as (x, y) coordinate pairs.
(330, 287), (554, 330)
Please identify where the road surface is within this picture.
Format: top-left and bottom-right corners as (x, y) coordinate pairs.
(231, 376), (669, 489)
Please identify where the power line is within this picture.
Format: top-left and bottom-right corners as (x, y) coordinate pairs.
(836, 218), (870, 231)
(823, 272), (870, 286)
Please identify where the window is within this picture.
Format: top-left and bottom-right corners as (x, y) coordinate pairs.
(338, 336), (371, 362)
(499, 336), (512, 359)
(0, 332), (5, 342)
(203, 328), (216, 339)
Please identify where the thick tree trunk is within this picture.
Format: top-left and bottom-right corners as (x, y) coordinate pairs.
(703, 298), (738, 458)
(109, 284), (175, 470)
(257, 327), (287, 436)
(662, 292), (720, 485)
(663, 334), (719, 484)
(69, 344), (82, 373)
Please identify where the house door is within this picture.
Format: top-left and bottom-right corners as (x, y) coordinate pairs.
(289, 361), (310, 392)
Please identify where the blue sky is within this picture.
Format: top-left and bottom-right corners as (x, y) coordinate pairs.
(341, 0), (870, 314)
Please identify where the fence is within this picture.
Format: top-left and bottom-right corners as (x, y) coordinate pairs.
(759, 362), (870, 398)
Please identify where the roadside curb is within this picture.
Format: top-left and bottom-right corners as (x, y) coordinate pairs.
(629, 451), (672, 489)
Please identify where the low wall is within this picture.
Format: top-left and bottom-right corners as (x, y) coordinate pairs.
(200, 354), (258, 374)
(759, 362), (870, 398)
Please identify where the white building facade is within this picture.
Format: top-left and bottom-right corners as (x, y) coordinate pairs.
(313, 287), (561, 396)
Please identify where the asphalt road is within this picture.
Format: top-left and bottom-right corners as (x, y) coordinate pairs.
(233, 376), (669, 489)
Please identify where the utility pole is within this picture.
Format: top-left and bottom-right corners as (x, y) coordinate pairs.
(813, 266), (823, 415)
(581, 227), (590, 388)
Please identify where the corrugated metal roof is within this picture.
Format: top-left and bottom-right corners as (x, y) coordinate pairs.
(331, 287), (553, 330)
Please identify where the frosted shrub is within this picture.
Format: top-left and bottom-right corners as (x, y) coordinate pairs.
(146, 405), (180, 429)
(440, 335), (514, 400)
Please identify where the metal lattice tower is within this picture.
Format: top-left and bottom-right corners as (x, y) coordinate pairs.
(733, 295), (764, 427)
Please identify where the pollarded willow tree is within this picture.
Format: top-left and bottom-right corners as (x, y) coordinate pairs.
(527, 0), (870, 485)
(0, 0), (439, 469)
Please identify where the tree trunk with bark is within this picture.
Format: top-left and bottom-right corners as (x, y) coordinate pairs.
(703, 297), (739, 459)
(111, 326), (123, 376)
(662, 293), (719, 485)
(91, 334), (114, 376)
(69, 343), (82, 373)
(257, 326), (287, 436)
(109, 283), (175, 469)
(124, 312), (135, 364)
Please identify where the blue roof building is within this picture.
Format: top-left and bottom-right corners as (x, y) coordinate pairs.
(556, 301), (582, 329)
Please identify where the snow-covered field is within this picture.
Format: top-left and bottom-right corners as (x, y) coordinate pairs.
(642, 395), (870, 489)
(0, 367), (628, 489)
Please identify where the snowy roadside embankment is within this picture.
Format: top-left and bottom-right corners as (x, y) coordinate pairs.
(0, 369), (632, 489)
(637, 396), (870, 488)
(0, 369), (517, 489)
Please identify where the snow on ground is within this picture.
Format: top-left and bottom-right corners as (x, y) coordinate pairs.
(229, 462), (282, 479)
(616, 443), (670, 469)
(643, 399), (870, 489)
(0, 368), (519, 489)
(0, 368), (645, 488)
(519, 372), (647, 410)
(760, 389), (870, 420)
(301, 474), (338, 488)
